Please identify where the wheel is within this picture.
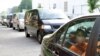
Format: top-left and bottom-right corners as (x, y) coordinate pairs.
(37, 32), (43, 44)
(17, 25), (21, 31)
(25, 28), (30, 37)
(9, 24), (12, 28)
(13, 27), (15, 30)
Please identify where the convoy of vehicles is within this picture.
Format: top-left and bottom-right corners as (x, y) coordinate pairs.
(1, 8), (99, 56)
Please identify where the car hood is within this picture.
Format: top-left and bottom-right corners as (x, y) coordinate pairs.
(42, 19), (69, 25)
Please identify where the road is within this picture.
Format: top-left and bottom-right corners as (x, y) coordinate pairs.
(0, 25), (41, 56)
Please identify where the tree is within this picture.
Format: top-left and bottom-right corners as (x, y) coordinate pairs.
(11, 6), (19, 13)
(19, 0), (32, 12)
(88, 0), (100, 13)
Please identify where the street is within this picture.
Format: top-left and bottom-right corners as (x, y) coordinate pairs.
(0, 25), (41, 56)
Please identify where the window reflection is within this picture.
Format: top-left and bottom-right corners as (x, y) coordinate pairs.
(63, 19), (95, 56)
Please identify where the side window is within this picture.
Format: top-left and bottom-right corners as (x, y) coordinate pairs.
(62, 18), (95, 56)
(31, 11), (38, 20)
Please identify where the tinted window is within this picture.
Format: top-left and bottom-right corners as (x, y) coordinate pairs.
(57, 18), (96, 56)
(7, 15), (12, 19)
(64, 18), (95, 55)
(18, 14), (25, 19)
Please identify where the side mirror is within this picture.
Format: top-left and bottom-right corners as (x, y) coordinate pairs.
(43, 34), (53, 40)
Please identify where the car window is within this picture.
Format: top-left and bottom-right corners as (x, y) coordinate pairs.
(18, 14), (25, 19)
(31, 11), (38, 20)
(62, 18), (95, 56)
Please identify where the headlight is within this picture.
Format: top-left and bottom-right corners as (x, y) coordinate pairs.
(41, 25), (52, 29)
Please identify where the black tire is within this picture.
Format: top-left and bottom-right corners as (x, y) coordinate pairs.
(13, 27), (15, 30)
(25, 28), (30, 37)
(37, 32), (43, 44)
(9, 24), (12, 28)
(17, 25), (21, 31)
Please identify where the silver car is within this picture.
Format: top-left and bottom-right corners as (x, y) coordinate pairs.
(12, 13), (25, 31)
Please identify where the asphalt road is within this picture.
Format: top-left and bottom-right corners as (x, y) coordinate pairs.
(0, 25), (41, 56)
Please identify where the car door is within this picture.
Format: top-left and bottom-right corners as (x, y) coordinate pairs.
(52, 17), (96, 56)
(30, 10), (38, 36)
(25, 11), (32, 34)
(85, 17), (100, 56)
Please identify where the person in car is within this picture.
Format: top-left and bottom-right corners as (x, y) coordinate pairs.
(69, 28), (87, 55)
(69, 31), (76, 44)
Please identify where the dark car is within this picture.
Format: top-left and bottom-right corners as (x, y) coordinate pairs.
(6, 14), (13, 27)
(24, 9), (69, 43)
(41, 14), (100, 56)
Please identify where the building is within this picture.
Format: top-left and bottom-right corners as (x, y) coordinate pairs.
(32, 0), (100, 18)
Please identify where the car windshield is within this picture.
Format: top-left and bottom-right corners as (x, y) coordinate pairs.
(39, 9), (68, 20)
(18, 14), (24, 19)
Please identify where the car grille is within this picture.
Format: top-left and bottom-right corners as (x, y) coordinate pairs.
(52, 25), (60, 29)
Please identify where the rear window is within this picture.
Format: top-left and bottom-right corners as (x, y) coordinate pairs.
(18, 14), (25, 19)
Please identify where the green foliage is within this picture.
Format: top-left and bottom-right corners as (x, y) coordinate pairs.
(88, 0), (100, 13)
(19, 0), (32, 12)
(11, 6), (19, 13)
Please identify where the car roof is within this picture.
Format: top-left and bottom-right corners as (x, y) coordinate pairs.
(72, 13), (100, 19)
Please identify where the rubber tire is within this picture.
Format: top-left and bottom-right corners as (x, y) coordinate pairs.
(17, 25), (21, 32)
(25, 28), (30, 38)
(13, 27), (15, 30)
(38, 32), (43, 44)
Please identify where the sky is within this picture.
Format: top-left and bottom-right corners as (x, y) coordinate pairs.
(0, 0), (21, 12)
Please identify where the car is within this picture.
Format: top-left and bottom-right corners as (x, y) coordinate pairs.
(12, 13), (25, 31)
(2, 18), (7, 26)
(24, 9), (69, 43)
(6, 14), (13, 27)
(1, 16), (7, 26)
(41, 14), (100, 56)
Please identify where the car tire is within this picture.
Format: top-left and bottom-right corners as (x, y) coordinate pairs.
(9, 24), (12, 28)
(13, 27), (15, 30)
(38, 31), (43, 44)
(17, 25), (21, 31)
(25, 28), (30, 37)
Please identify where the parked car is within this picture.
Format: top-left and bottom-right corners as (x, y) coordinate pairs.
(24, 9), (69, 43)
(12, 13), (25, 31)
(41, 14), (100, 56)
(6, 14), (13, 27)
(1, 16), (7, 26)
(2, 18), (7, 26)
